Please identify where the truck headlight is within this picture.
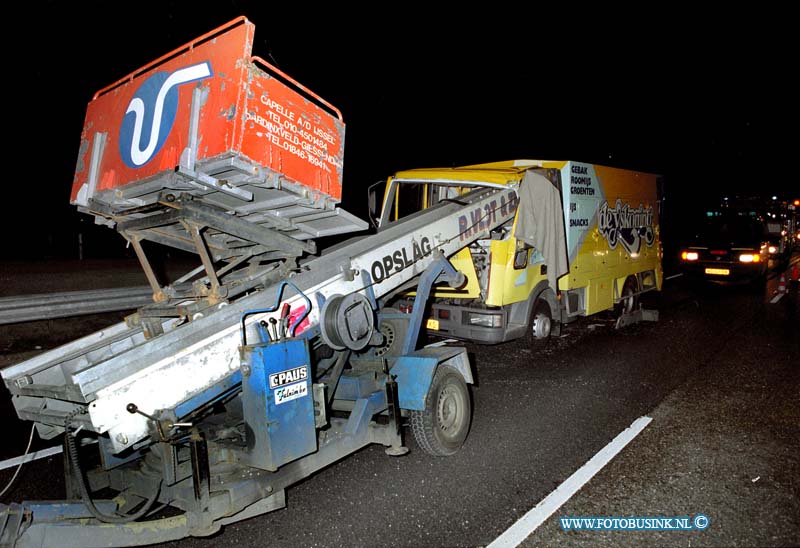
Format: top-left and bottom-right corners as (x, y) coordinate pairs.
(466, 312), (503, 328)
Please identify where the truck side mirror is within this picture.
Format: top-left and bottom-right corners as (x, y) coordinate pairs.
(367, 180), (385, 228)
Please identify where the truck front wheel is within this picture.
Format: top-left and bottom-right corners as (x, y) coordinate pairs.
(530, 300), (553, 340)
(410, 365), (471, 456)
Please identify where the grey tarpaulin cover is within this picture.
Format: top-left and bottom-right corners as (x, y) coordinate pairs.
(513, 171), (569, 289)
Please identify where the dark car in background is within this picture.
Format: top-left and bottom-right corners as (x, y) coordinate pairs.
(679, 214), (770, 284)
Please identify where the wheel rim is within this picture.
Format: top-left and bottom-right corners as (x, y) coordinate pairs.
(374, 322), (396, 357)
(532, 313), (551, 339)
(622, 294), (633, 313)
(621, 284), (636, 313)
(437, 383), (466, 440)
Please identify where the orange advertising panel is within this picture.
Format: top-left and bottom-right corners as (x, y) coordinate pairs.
(71, 17), (344, 204)
(592, 164), (659, 223)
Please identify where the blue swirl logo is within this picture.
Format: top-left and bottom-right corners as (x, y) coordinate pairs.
(119, 62), (212, 168)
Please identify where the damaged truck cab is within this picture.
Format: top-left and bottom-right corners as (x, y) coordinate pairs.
(372, 160), (664, 344)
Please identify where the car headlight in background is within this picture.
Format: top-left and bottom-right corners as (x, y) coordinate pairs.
(768, 245), (778, 254)
(739, 253), (761, 263)
(681, 251), (699, 261)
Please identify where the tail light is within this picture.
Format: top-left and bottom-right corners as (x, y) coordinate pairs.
(681, 251), (699, 261)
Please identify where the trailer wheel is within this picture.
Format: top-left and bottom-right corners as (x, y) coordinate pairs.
(410, 365), (471, 456)
(615, 276), (639, 317)
(530, 299), (553, 341)
(373, 309), (408, 358)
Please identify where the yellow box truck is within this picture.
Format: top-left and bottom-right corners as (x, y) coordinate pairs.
(369, 159), (663, 343)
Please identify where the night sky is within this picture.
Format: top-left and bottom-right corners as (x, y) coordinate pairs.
(7, 2), (795, 259)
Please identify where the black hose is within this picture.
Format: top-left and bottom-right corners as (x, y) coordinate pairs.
(66, 428), (163, 523)
(325, 350), (351, 405)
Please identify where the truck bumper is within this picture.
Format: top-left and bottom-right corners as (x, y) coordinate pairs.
(423, 303), (519, 345)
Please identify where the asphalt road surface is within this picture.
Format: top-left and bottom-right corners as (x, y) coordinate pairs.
(1, 255), (798, 548)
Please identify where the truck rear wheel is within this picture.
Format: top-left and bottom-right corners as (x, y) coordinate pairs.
(615, 276), (639, 317)
(410, 365), (471, 456)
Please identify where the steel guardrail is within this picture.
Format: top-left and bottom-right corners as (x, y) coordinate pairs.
(0, 286), (153, 325)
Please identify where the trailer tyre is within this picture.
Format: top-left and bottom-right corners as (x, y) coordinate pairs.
(410, 365), (471, 456)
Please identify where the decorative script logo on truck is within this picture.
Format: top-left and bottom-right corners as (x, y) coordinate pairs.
(598, 199), (655, 255)
(119, 62), (213, 168)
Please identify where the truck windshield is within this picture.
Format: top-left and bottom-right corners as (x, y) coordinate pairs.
(382, 182), (468, 225)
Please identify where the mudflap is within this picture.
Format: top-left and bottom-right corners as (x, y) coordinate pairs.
(615, 307), (659, 329)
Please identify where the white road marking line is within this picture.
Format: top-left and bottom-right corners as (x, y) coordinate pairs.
(770, 293), (784, 304)
(487, 415), (653, 548)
